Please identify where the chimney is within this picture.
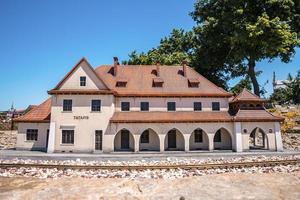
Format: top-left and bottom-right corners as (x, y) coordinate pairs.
(156, 62), (160, 77)
(182, 61), (188, 77)
(113, 57), (119, 76)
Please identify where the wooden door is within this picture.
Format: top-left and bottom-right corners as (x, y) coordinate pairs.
(121, 130), (130, 149)
(168, 130), (176, 149)
(95, 130), (102, 150)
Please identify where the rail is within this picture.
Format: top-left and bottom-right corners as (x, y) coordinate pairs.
(0, 159), (299, 170)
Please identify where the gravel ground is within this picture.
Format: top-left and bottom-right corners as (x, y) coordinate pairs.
(1, 172), (299, 200)
(0, 156), (299, 179)
(282, 133), (300, 151)
(0, 155), (298, 166)
(0, 131), (16, 150)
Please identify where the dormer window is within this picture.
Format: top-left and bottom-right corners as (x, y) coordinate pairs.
(152, 77), (164, 87)
(116, 82), (127, 87)
(116, 78), (128, 87)
(80, 76), (86, 86)
(188, 78), (200, 88)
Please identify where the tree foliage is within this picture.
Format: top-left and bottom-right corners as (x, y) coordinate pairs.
(124, 0), (300, 93)
(192, 0), (300, 96)
(270, 71), (300, 104)
(230, 76), (252, 95)
(123, 29), (194, 65)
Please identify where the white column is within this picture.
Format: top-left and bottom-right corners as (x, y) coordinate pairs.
(234, 122), (243, 152)
(159, 134), (165, 152)
(208, 133), (214, 151)
(134, 134), (140, 152)
(47, 122), (56, 153)
(184, 134), (190, 152)
(275, 122), (283, 151)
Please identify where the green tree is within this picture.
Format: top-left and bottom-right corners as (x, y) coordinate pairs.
(270, 71), (300, 104)
(270, 88), (290, 104)
(123, 29), (194, 65)
(285, 70), (300, 104)
(230, 76), (252, 95)
(124, 0), (300, 93)
(191, 0), (300, 96)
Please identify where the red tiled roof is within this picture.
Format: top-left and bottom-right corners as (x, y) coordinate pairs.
(95, 65), (232, 97)
(48, 89), (114, 95)
(231, 88), (267, 102)
(110, 111), (233, 123)
(14, 98), (51, 123)
(234, 110), (284, 122)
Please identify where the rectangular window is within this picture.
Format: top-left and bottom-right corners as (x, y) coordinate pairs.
(121, 102), (130, 111)
(212, 102), (220, 111)
(26, 129), (38, 141)
(194, 129), (203, 143)
(91, 100), (101, 111)
(63, 99), (72, 111)
(141, 130), (149, 143)
(214, 130), (221, 142)
(80, 76), (86, 86)
(62, 130), (74, 144)
(167, 102), (176, 111)
(140, 102), (149, 111)
(194, 102), (202, 111)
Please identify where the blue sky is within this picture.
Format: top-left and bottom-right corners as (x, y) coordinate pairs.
(0, 0), (299, 110)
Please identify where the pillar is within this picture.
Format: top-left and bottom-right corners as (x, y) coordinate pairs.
(208, 133), (214, 151)
(184, 134), (190, 152)
(159, 134), (165, 152)
(134, 134), (140, 152)
(234, 122), (243, 152)
(275, 122), (283, 151)
(47, 122), (55, 153)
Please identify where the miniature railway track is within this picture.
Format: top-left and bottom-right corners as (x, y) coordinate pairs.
(0, 159), (299, 171)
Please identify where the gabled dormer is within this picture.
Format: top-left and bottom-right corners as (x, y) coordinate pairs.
(48, 57), (112, 95)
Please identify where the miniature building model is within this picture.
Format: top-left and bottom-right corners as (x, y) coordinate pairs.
(14, 58), (284, 153)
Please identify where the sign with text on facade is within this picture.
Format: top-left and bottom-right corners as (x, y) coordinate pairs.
(73, 116), (89, 120)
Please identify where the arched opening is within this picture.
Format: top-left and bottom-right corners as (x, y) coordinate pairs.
(249, 128), (268, 150)
(114, 129), (134, 151)
(139, 129), (160, 151)
(213, 128), (232, 150)
(165, 129), (184, 151)
(189, 128), (209, 150)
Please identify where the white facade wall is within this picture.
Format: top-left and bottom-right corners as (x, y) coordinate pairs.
(241, 122), (277, 151)
(59, 62), (107, 90)
(50, 94), (115, 153)
(115, 97), (229, 112)
(16, 123), (49, 151)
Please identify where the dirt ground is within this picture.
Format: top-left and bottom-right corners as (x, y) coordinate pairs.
(1, 172), (299, 200)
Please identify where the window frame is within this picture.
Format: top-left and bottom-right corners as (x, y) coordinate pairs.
(62, 130), (74, 144)
(80, 76), (86, 86)
(212, 102), (220, 111)
(63, 99), (72, 112)
(193, 102), (202, 111)
(26, 129), (38, 141)
(121, 102), (130, 111)
(167, 102), (176, 112)
(91, 100), (101, 112)
(140, 102), (149, 111)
